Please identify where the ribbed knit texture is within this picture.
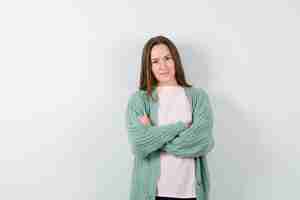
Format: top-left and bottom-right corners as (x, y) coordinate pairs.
(125, 86), (214, 200)
(161, 88), (214, 158)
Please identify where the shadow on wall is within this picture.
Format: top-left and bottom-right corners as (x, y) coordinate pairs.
(210, 94), (271, 200)
(179, 40), (270, 199)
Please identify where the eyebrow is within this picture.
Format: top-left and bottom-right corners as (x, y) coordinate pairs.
(151, 54), (172, 61)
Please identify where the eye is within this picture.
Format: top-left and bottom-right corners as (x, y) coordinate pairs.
(166, 56), (172, 60)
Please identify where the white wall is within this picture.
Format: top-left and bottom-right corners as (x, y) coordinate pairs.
(0, 1), (299, 200)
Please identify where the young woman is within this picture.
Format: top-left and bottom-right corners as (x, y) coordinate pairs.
(126, 35), (214, 200)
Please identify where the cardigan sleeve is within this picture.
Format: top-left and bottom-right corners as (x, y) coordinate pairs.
(125, 91), (187, 159)
(161, 89), (215, 158)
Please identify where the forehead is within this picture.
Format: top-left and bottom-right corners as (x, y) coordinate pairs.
(151, 44), (171, 59)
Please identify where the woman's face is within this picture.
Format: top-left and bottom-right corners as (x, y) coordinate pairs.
(150, 44), (178, 86)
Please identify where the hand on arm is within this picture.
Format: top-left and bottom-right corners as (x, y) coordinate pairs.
(125, 92), (187, 159)
(138, 112), (152, 126)
(161, 89), (215, 158)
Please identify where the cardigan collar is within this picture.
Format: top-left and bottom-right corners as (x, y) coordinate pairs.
(148, 85), (193, 126)
(151, 85), (192, 101)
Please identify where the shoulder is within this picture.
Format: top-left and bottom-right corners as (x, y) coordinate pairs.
(128, 89), (147, 100)
(189, 87), (213, 114)
(189, 87), (209, 99)
(127, 89), (147, 107)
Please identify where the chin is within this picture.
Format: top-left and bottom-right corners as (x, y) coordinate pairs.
(158, 79), (170, 83)
(159, 76), (172, 81)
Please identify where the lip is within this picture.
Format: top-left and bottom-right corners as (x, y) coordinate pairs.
(160, 72), (169, 75)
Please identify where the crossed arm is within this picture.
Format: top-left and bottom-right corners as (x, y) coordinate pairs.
(125, 92), (187, 159)
(125, 90), (214, 159)
(161, 90), (215, 158)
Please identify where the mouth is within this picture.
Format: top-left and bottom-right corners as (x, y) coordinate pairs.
(160, 72), (169, 76)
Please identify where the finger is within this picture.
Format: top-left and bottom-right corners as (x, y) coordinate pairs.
(138, 117), (144, 122)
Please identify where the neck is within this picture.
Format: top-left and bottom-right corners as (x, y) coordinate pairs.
(157, 82), (179, 87)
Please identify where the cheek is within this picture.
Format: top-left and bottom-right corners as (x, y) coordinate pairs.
(167, 62), (176, 74)
(151, 67), (159, 77)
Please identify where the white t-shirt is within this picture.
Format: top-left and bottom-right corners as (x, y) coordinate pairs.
(156, 85), (196, 198)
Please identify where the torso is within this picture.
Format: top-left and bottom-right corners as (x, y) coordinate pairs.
(156, 85), (196, 198)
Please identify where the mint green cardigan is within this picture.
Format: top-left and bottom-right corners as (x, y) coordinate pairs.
(125, 86), (214, 200)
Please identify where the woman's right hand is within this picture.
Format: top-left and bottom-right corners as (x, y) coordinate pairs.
(138, 114), (151, 126)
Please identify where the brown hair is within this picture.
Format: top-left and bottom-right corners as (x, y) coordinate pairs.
(139, 35), (192, 102)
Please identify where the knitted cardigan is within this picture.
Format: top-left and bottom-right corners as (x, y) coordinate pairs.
(125, 86), (214, 200)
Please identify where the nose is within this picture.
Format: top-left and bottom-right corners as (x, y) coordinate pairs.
(158, 59), (167, 69)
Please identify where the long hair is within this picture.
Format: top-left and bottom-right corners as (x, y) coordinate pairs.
(139, 35), (192, 102)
